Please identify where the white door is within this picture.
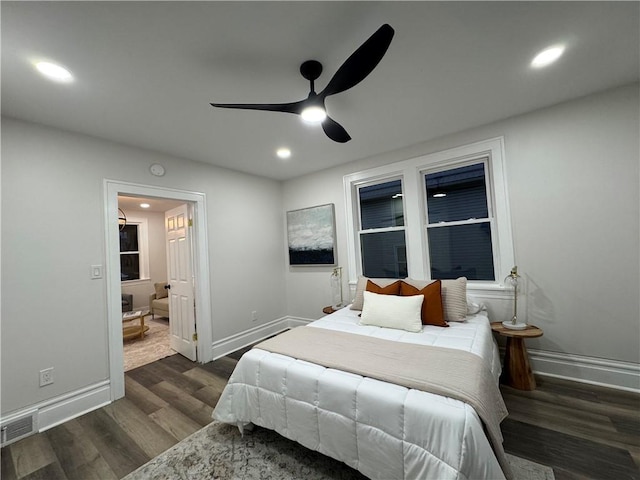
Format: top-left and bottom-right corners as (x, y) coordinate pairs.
(165, 204), (197, 361)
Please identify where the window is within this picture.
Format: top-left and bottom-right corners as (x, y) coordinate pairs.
(345, 137), (514, 289)
(118, 215), (149, 283)
(120, 224), (140, 281)
(357, 179), (407, 278)
(424, 162), (495, 281)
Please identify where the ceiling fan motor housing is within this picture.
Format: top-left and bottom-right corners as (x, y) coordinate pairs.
(300, 60), (323, 82)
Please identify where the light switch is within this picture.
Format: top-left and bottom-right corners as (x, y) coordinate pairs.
(90, 265), (103, 279)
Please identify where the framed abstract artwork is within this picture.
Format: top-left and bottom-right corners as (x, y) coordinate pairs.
(286, 203), (336, 266)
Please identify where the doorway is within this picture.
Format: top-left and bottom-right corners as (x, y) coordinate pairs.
(105, 180), (213, 401)
(118, 195), (185, 371)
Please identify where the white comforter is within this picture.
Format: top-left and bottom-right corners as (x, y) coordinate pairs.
(213, 308), (506, 480)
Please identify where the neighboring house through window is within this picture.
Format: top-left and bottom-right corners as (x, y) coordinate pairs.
(345, 137), (514, 290)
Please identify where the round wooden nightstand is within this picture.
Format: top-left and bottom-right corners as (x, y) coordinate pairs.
(491, 322), (543, 390)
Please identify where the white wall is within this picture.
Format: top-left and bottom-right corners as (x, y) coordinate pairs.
(283, 83), (640, 368)
(2, 82), (638, 421)
(1, 118), (286, 415)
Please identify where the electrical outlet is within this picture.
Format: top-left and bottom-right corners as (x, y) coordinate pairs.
(251, 311), (258, 322)
(39, 368), (54, 387)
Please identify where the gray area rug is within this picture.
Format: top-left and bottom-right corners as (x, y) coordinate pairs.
(124, 420), (555, 480)
(123, 317), (175, 372)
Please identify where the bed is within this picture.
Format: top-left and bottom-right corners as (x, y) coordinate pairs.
(213, 281), (510, 480)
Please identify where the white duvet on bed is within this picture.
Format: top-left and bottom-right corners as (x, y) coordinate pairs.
(213, 308), (506, 480)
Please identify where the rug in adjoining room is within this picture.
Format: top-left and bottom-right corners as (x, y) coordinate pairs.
(124, 420), (555, 480)
(123, 317), (175, 371)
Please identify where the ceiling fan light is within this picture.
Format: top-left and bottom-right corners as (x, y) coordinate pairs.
(301, 106), (327, 124)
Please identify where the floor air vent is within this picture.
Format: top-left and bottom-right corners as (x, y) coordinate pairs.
(1, 411), (37, 447)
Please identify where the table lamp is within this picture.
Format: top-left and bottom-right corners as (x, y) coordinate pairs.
(330, 266), (343, 309)
(502, 266), (527, 330)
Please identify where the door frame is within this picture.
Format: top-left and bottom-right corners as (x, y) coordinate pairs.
(104, 180), (213, 401)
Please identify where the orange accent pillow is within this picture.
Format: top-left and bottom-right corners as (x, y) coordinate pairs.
(366, 279), (401, 296)
(400, 280), (448, 327)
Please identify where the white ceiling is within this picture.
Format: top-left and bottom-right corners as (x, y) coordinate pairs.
(2, 2), (638, 181)
(118, 195), (185, 214)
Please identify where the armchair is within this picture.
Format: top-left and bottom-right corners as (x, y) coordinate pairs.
(149, 282), (170, 319)
(122, 293), (133, 313)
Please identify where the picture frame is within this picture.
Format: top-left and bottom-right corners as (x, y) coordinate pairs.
(286, 203), (336, 266)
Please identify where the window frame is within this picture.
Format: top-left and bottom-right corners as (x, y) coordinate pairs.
(356, 176), (407, 278)
(344, 137), (514, 294)
(421, 157), (498, 282)
(119, 215), (150, 285)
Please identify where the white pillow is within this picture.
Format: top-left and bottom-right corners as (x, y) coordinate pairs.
(467, 299), (485, 315)
(360, 291), (423, 333)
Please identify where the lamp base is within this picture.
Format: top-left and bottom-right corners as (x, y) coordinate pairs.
(502, 320), (528, 330)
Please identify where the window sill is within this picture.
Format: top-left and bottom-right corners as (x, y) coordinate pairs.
(467, 282), (512, 299)
(347, 279), (511, 299)
(121, 278), (151, 286)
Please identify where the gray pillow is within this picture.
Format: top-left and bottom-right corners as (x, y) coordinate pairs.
(403, 277), (468, 321)
(350, 276), (402, 310)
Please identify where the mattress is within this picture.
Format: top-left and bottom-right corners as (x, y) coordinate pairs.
(213, 307), (507, 480)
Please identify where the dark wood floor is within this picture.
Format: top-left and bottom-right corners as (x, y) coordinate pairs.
(1, 349), (638, 480)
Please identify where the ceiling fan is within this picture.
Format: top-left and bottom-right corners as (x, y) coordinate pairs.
(210, 24), (395, 143)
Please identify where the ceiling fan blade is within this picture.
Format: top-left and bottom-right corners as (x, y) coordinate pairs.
(320, 24), (394, 98)
(322, 116), (351, 143)
(210, 100), (305, 115)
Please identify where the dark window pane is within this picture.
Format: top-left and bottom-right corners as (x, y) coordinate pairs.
(426, 163), (488, 223)
(361, 230), (407, 278)
(427, 222), (495, 281)
(360, 180), (404, 229)
(120, 254), (140, 281)
(119, 225), (139, 252)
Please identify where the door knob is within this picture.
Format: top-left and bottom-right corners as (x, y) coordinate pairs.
(164, 284), (171, 290)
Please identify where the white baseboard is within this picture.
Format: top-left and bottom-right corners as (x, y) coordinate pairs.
(529, 349), (640, 393)
(210, 316), (311, 360)
(2, 317), (310, 446)
(5, 320), (635, 447)
(1, 380), (111, 445)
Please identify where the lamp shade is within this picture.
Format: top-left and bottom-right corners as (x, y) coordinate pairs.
(502, 266), (527, 330)
(330, 266), (343, 309)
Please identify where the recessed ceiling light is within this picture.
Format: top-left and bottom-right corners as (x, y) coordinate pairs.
(530, 45), (565, 69)
(276, 148), (291, 159)
(34, 61), (74, 83)
(140, 203), (150, 209)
